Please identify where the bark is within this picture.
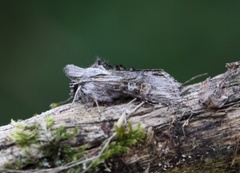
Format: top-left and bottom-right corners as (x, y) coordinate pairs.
(0, 61), (240, 173)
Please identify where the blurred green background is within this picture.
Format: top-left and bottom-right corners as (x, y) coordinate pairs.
(0, 1), (239, 125)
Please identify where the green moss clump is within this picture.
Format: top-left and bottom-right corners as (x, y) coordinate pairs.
(8, 116), (144, 172)
(49, 102), (62, 109)
(92, 123), (145, 169)
(9, 120), (39, 147)
(104, 123), (144, 159)
(8, 116), (86, 170)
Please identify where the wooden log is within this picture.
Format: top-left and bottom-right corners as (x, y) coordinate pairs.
(0, 61), (239, 173)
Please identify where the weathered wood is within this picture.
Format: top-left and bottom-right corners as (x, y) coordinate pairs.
(0, 62), (239, 172)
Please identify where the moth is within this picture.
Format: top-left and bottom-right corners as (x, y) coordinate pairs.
(64, 58), (182, 106)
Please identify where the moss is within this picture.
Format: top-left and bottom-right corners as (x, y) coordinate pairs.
(9, 120), (39, 147)
(49, 97), (72, 109)
(103, 123), (144, 159)
(8, 116), (85, 170)
(91, 123), (145, 170)
(7, 116), (145, 172)
(49, 102), (62, 109)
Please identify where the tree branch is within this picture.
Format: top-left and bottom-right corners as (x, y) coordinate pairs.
(0, 61), (240, 172)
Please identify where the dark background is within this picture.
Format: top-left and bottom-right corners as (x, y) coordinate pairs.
(0, 1), (239, 125)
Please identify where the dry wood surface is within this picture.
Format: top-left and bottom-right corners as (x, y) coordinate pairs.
(0, 61), (240, 173)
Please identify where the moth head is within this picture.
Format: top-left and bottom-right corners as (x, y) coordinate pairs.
(64, 64), (111, 80)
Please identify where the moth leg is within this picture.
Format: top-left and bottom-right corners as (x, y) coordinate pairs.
(116, 101), (145, 127)
(72, 85), (81, 103)
(127, 98), (137, 105)
(93, 98), (101, 114)
(182, 112), (193, 137)
(130, 101), (145, 114)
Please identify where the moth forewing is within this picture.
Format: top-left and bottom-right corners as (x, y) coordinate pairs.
(64, 59), (182, 106)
